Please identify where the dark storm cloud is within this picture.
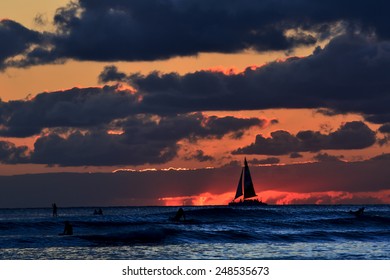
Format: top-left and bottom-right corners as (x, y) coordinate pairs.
(0, 20), (43, 70)
(120, 113), (265, 143)
(233, 121), (376, 156)
(0, 141), (30, 164)
(0, 81), (265, 138)
(48, 0), (322, 62)
(31, 129), (178, 166)
(4, 0), (390, 68)
(0, 77), (266, 166)
(0, 86), (139, 137)
(98, 65), (127, 83)
(379, 124), (390, 134)
(313, 152), (344, 162)
(289, 152), (303, 158)
(28, 113), (264, 166)
(249, 157), (280, 165)
(40, 0), (390, 61)
(184, 150), (214, 162)
(99, 34), (390, 124)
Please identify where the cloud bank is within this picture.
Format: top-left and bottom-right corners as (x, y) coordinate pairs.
(233, 121), (376, 155)
(2, 0), (390, 68)
(0, 110), (264, 166)
(99, 34), (390, 128)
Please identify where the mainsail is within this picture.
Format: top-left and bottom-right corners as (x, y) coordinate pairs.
(243, 158), (257, 199)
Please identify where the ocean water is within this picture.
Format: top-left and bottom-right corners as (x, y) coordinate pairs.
(0, 205), (389, 260)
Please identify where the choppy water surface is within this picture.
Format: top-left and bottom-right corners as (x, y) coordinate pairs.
(0, 205), (389, 259)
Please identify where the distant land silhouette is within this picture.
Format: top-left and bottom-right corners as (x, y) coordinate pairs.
(0, 158), (389, 207)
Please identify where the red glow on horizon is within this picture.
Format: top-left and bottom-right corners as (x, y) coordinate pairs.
(159, 192), (235, 206)
(159, 190), (390, 206)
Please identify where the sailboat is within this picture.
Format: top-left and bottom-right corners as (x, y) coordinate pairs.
(229, 158), (267, 206)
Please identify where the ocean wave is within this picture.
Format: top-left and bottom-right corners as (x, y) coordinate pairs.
(77, 227), (180, 246)
(1, 205), (390, 254)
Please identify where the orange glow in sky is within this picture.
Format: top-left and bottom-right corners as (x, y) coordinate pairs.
(159, 190), (390, 206)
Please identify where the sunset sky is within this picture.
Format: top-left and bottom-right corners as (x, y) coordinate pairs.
(0, 0), (389, 207)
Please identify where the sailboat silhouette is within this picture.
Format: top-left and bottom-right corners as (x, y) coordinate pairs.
(229, 158), (267, 206)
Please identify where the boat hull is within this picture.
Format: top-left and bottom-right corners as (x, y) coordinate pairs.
(228, 199), (267, 206)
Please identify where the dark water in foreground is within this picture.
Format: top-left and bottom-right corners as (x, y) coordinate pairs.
(0, 205), (389, 259)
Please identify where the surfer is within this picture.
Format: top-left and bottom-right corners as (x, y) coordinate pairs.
(349, 207), (365, 217)
(52, 203), (58, 217)
(62, 221), (73, 235)
(173, 208), (186, 222)
(93, 208), (103, 215)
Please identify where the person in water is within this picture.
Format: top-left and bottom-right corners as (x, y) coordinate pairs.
(52, 203), (58, 217)
(349, 207), (365, 217)
(62, 221), (73, 235)
(93, 208), (103, 215)
(173, 207), (186, 222)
